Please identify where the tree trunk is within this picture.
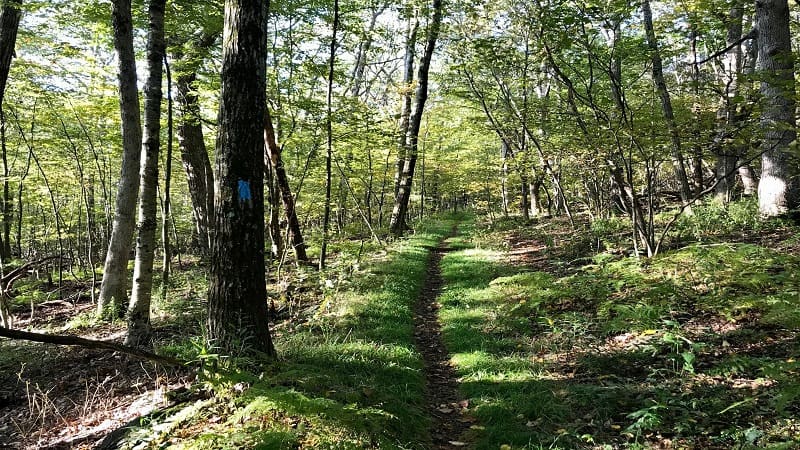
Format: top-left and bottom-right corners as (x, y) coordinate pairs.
(0, 0), (21, 107)
(0, 0), (21, 261)
(207, 0), (275, 357)
(0, 107), (10, 261)
(714, 4), (744, 203)
(350, 2), (387, 98)
(389, 0), (442, 236)
(161, 55), (173, 291)
(263, 109), (307, 262)
(97, 0), (143, 319)
(126, 0), (166, 348)
(265, 162), (282, 258)
(641, 0), (692, 206)
(393, 17), (418, 200)
(520, 174), (530, 220)
(740, 164), (757, 196)
(501, 143), (510, 217)
(319, 0), (339, 270)
(756, 0), (796, 216)
(175, 71), (214, 256)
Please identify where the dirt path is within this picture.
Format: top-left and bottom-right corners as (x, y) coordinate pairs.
(413, 243), (471, 449)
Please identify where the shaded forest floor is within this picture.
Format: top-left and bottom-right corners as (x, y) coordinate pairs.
(1, 205), (800, 449)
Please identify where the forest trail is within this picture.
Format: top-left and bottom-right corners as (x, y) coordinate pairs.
(413, 238), (472, 449)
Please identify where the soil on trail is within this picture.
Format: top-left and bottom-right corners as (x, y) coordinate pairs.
(413, 243), (471, 449)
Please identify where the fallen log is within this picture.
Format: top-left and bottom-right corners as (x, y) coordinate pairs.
(0, 327), (185, 367)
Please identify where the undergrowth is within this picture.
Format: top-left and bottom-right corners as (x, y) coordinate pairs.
(117, 215), (463, 449)
(439, 211), (800, 449)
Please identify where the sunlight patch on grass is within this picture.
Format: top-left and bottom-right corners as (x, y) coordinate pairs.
(439, 216), (800, 449)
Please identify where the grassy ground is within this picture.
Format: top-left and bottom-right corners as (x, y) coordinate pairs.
(438, 210), (800, 449)
(111, 217), (460, 449)
(3, 203), (800, 449)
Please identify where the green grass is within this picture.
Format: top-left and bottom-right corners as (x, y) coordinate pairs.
(127, 214), (464, 449)
(438, 215), (800, 449)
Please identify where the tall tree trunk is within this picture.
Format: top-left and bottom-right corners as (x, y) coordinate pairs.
(175, 71), (214, 256)
(126, 0), (166, 347)
(389, 0), (443, 236)
(207, 0), (275, 357)
(161, 55), (173, 292)
(0, 107), (10, 261)
(0, 0), (21, 108)
(501, 142), (510, 217)
(756, 0), (796, 216)
(319, 0), (339, 270)
(350, 2), (387, 98)
(641, 0), (692, 206)
(714, 4), (744, 203)
(97, 0), (143, 319)
(520, 174), (530, 220)
(393, 17), (418, 199)
(265, 161), (281, 258)
(263, 109), (308, 262)
(0, 0), (21, 261)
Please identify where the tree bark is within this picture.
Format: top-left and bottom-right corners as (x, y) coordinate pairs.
(263, 109), (308, 262)
(127, 0), (166, 348)
(207, 0), (275, 356)
(641, 0), (692, 206)
(97, 0), (143, 319)
(0, 107), (11, 260)
(162, 55), (173, 290)
(714, 5), (744, 203)
(501, 142), (510, 217)
(320, 0), (339, 270)
(0, 0), (21, 261)
(756, 0), (796, 216)
(389, 0), (443, 236)
(0, 0), (21, 107)
(175, 71), (214, 256)
(393, 17), (418, 199)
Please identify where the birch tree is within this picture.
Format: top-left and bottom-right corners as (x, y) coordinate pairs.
(97, 0), (142, 319)
(126, 0), (166, 347)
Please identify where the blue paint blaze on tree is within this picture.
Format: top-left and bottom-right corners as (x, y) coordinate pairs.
(238, 179), (252, 203)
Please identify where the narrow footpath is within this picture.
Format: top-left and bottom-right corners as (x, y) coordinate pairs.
(413, 241), (471, 449)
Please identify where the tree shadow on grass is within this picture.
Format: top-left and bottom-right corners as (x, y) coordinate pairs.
(437, 244), (800, 449)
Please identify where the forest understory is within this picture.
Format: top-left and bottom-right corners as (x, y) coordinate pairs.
(0, 210), (798, 449)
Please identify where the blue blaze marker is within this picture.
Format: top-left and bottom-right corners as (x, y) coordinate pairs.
(238, 180), (252, 202)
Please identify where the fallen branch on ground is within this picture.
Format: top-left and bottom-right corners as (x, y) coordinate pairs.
(0, 326), (185, 367)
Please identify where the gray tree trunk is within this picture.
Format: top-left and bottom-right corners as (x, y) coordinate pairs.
(756, 0), (796, 216)
(126, 0), (166, 348)
(207, 0), (275, 356)
(393, 17), (418, 199)
(641, 0), (692, 206)
(97, 0), (143, 319)
(389, 0), (443, 236)
(714, 4), (744, 203)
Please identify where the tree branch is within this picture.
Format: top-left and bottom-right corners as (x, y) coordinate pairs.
(696, 29), (756, 65)
(0, 327), (186, 366)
